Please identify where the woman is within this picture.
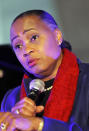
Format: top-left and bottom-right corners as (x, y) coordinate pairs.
(0, 10), (89, 131)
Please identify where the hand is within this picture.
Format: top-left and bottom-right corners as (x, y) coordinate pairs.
(11, 97), (44, 117)
(0, 112), (44, 131)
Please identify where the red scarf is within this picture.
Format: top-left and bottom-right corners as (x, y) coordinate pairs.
(20, 49), (79, 122)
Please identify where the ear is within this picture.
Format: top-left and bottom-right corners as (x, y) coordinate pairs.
(54, 28), (63, 46)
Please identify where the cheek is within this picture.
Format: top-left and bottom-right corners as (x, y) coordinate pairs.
(39, 36), (52, 56)
(41, 37), (58, 58)
(38, 55), (54, 69)
(42, 45), (57, 59)
(44, 39), (61, 59)
(15, 52), (25, 65)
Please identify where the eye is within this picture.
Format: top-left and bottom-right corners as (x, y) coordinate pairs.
(14, 43), (23, 50)
(30, 35), (39, 42)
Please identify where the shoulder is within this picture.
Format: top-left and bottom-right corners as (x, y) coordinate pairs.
(79, 62), (89, 70)
(1, 86), (21, 112)
(78, 62), (89, 77)
(75, 62), (89, 109)
(78, 62), (89, 89)
(71, 62), (89, 129)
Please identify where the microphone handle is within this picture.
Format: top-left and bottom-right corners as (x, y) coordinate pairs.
(27, 89), (41, 102)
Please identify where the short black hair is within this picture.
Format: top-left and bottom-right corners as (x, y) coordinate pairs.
(12, 9), (58, 31)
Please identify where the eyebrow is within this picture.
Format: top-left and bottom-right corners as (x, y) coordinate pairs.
(11, 28), (36, 43)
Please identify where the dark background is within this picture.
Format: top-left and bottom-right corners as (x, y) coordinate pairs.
(0, 45), (24, 106)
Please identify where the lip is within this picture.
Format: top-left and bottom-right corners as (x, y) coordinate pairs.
(28, 58), (39, 67)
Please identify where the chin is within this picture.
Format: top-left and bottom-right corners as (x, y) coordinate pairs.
(26, 64), (48, 76)
(26, 67), (41, 75)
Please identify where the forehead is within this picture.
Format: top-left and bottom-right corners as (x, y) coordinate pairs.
(10, 15), (51, 37)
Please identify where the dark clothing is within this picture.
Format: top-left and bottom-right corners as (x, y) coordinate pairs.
(1, 62), (89, 131)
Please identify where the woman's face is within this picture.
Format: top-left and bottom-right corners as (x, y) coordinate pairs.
(10, 15), (62, 79)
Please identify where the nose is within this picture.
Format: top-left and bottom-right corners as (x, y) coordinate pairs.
(23, 45), (34, 57)
(23, 50), (34, 57)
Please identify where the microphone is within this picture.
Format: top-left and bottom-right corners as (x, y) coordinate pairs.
(27, 79), (45, 102)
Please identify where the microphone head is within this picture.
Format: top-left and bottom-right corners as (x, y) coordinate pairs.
(29, 79), (45, 93)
